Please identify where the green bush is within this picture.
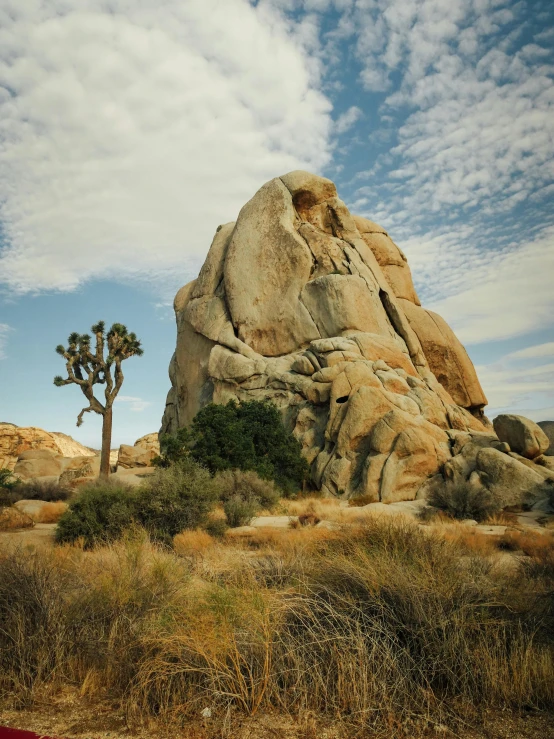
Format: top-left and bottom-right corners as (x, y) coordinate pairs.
(216, 469), (280, 509)
(0, 468), (19, 490)
(55, 460), (220, 548)
(204, 517), (229, 538)
(428, 480), (501, 522)
(0, 469), (21, 510)
(216, 469), (279, 528)
(223, 494), (260, 528)
(134, 459), (220, 544)
(159, 400), (308, 495)
(55, 479), (136, 548)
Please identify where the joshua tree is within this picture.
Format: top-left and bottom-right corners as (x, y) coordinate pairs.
(54, 322), (143, 477)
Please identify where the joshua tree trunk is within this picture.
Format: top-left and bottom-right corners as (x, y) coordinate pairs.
(100, 406), (113, 477)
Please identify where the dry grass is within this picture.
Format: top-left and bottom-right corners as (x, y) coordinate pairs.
(174, 529), (216, 558)
(279, 495), (342, 518)
(0, 506), (34, 531)
(35, 501), (68, 524)
(498, 529), (554, 556)
(0, 520), (553, 737)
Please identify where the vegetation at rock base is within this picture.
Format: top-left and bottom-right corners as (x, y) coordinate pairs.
(0, 519), (553, 737)
(54, 322), (143, 477)
(0, 470), (21, 509)
(428, 479), (502, 522)
(217, 468), (281, 527)
(2, 469), (72, 508)
(0, 468), (19, 491)
(11, 479), (71, 502)
(157, 400), (308, 495)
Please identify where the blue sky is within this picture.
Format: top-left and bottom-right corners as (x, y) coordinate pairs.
(0, 0), (553, 448)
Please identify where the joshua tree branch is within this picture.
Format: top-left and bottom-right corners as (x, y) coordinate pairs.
(77, 405), (95, 427)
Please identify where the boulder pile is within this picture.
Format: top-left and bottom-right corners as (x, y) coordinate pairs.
(161, 171), (554, 506)
(1, 423), (159, 488)
(0, 423), (95, 472)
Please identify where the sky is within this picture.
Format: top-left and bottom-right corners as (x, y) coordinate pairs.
(0, 0), (553, 448)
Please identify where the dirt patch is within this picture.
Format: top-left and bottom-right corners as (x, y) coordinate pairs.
(1, 701), (553, 739)
(0, 523), (56, 550)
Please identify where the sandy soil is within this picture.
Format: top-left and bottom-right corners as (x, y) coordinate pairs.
(0, 523), (56, 550)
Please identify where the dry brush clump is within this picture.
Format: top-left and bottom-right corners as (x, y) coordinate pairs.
(0, 520), (553, 737)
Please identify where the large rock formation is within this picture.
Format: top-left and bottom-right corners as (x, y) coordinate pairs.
(161, 172), (552, 505)
(0, 423), (95, 472)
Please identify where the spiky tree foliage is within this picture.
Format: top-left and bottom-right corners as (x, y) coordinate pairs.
(54, 322), (143, 477)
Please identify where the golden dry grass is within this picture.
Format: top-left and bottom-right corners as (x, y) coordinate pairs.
(35, 501), (68, 524)
(0, 506), (34, 531)
(1, 520), (553, 738)
(174, 529), (216, 557)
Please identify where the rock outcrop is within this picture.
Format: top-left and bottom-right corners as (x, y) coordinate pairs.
(493, 414), (550, 460)
(116, 433), (160, 469)
(13, 448), (100, 487)
(161, 171), (551, 505)
(0, 423), (94, 472)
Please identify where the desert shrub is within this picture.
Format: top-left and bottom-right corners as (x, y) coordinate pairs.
(428, 480), (501, 522)
(159, 400), (308, 495)
(12, 479), (72, 503)
(0, 468), (19, 490)
(216, 469), (280, 509)
(298, 512), (321, 526)
(204, 515), (229, 538)
(134, 458), (219, 544)
(223, 494), (260, 527)
(216, 469), (279, 527)
(0, 469), (21, 510)
(55, 479), (136, 548)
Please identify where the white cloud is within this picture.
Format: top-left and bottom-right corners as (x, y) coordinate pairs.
(335, 105), (362, 133)
(0, 324), (12, 359)
(342, 0), (554, 346)
(506, 342), (554, 361)
(476, 340), (554, 420)
(423, 225), (554, 344)
(115, 395), (151, 412)
(0, 0), (333, 294)
(347, 0), (553, 223)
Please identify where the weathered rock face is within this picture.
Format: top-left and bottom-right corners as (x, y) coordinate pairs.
(116, 433), (160, 469)
(12, 448), (100, 487)
(0, 423), (94, 472)
(161, 171), (501, 502)
(134, 433), (161, 456)
(117, 444), (156, 469)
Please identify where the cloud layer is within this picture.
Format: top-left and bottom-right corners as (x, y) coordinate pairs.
(0, 0), (332, 293)
(476, 341), (554, 419)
